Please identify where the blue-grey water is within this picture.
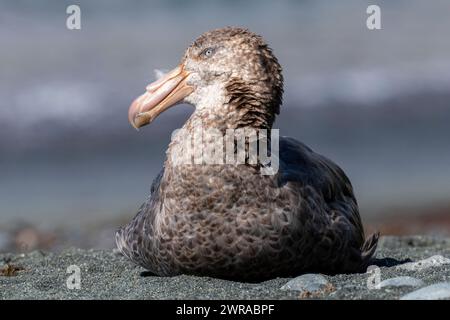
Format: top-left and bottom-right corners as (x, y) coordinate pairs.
(1, 0), (450, 228)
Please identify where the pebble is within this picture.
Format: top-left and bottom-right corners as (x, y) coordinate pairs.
(281, 274), (332, 294)
(400, 282), (450, 300)
(396, 255), (450, 271)
(377, 276), (424, 288)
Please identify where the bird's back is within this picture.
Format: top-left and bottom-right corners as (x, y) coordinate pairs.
(276, 136), (379, 273)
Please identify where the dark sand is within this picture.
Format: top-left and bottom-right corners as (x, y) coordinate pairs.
(1, 236), (449, 300)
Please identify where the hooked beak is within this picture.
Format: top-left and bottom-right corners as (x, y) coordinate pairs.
(128, 64), (194, 129)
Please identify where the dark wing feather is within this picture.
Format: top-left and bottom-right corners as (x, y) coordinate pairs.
(116, 168), (164, 269)
(278, 136), (378, 271)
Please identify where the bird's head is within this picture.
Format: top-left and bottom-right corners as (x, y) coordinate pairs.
(128, 27), (283, 129)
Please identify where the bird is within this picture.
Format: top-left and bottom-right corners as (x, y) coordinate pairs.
(116, 27), (379, 281)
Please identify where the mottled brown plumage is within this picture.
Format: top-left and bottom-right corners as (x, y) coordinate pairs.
(116, 27), (379, 281)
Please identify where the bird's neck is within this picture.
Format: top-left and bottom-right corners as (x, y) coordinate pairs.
(164, 87), (278, 172)
(182, 103), (275, 133)
(164, 106), (276, 175)
(183, 78), (278, 131)
(184, 105), (241, 132)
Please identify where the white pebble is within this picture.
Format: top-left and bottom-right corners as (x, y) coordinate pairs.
(281, 274), (330, 292)
(396, 255), (450, 271)
(378, 276), (424, 288)
(400, 282), (450, 300)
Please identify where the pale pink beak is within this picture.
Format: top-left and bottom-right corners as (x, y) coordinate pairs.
(128, 65), (193, 129)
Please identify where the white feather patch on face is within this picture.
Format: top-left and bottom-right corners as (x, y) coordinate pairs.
(154, 68), (168, 80)
(189, 82), (227, 112)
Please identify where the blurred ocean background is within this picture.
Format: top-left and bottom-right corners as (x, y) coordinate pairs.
(1, 0), (450, 251)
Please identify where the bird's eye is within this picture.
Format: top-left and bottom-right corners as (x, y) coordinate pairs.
(202, 47), (215, 58)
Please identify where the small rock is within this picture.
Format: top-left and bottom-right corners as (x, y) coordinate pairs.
(377, 276), (424, 288)
(0, 264), (25, 277)
(400, 282), (450, 300)
(15, 227), (40, 251)
(281, 274), (334, 298)
(396, 255), (450, 271)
